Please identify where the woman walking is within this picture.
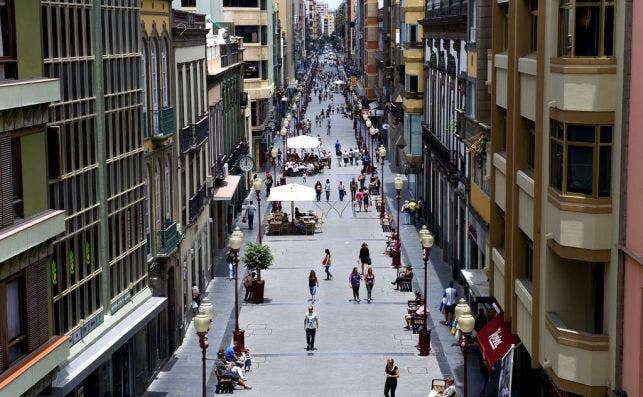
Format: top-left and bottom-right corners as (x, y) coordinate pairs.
(358, 242), (370, 275)
(308, 270), (319, 302)
(322, 249), (333, 280)
(314, 180), (322, 202)
(355, 189), (364, 212)
(349, 267), (362, 303)
(362, 189), (370, 212)
(384, 358), (400, 397)
(338, 181), (346, 201)
(365, 268), (375, 303)
(324, 179), (331, 202)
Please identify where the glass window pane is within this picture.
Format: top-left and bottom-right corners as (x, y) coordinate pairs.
(574, 6), (600, 56)
(6, 279), (22, 340)
(567, 124), (595, 142)
(559, 7), (572, 56)
(604, 5), (614, 56)
(600, 126), (612, 143)
(598, 146), (611, 197)
(550, 142), (563, 191)
(567, 145), (594, 195)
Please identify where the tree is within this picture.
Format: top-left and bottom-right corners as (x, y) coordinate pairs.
(241, 242), (274, 281)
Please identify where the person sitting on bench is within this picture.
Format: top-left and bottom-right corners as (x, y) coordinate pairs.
(404, 304), (425, 330)
(215, 350), (252, 390)
(391, 265), (414, 289)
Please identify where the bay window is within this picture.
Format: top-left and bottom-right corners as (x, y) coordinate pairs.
(558, 0), (614, 57)
(550, 120), (612, 197)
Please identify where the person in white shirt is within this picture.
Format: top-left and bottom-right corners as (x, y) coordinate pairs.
(304, 305), (319, 351)
(443, 281), (458, 326)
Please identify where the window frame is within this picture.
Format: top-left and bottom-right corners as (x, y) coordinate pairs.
(558, 0), (615, 57)
(0, 0), (17, 79)
(549, 119), (612, 198)
(4, 274), (26, 367)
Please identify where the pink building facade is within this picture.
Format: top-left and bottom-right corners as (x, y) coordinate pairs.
(622, 1), (643, 395)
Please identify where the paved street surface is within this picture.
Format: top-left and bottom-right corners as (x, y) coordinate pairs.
(146, 56), (493, 396)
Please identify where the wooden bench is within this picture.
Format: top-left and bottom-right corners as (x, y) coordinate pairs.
(214, 368), (234, 394)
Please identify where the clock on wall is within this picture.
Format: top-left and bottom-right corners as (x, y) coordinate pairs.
(238, 156), (254, 172)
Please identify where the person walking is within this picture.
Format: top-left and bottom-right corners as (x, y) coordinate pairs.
(358, 242), (370, 275)
(362, 190), (370, 212)
(384, 358), (400, 397)
(355, 189), (364, 212)
(265, 172), (273, 197)
(308, 270), (319, 302)
(314, 180), (323, 202)
(350, 178), (358, 201)
(245, 201), (256, 230)
(365, 268), (375, 303)
(408, 199), (417, 225)
(226, 248), (235, 281)
(358, 172), (366, 190)
(443, 281), (458, 326)
(304, 305), (319, 351)
(401, 200), (410, 225)
(322, 248), (333, 280)
(338, 181), (346, 201)
(349, 267), (362, 303)
(324, 179), (331, 202)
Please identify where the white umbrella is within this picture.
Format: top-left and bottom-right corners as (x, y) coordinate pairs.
(333, 80), (345, 85)
(287, 135), (320, 149)
(267, 183), (316, 202)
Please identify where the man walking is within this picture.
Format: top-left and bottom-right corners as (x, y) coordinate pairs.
(443, 281), (458, 326)
(246, 201), (257, 230)
(350, 178), (358, 201)
(304, 305), (319, 351)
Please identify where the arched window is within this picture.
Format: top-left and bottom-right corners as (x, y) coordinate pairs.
(165, 155), (172, 219)
(141, 40), (148, 136)
(161, 39), (169, 107)
(151, 39), (160, 134)
(154, 160), (162, 230)
(145, 166), (151, 256)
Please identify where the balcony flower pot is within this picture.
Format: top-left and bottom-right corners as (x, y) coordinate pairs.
(241, 242), (274, 304)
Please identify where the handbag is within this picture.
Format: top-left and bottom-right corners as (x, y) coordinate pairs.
(367, 257), (372, 265)
(242, 216), (247, 223)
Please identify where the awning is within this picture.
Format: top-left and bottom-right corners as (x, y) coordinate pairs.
(212, 175), (242, 201)
(51, 297), (167, 395)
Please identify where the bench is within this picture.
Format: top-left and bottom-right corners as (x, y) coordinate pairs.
(411, 315), (425, 334)
(214, 369), (234, 394)
(399, 279), (412, 292)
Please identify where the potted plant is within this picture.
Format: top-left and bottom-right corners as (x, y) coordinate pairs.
(241, 242), (274, 303)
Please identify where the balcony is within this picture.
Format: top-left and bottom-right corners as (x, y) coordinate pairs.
(403, 91), (424, 100)
(0, 336), (69, 396)
(189, 185), (206, 224)
(0, 209), (65, 264)
(0, 78), (60, 111)
(156, 106), (176, 138)
(544, 312), (610, 390)
(424, 0), (468, 27)
(179, 125), (194, 154)
(403, 41), (423, 49)
(154, 220), (178, 257)
(194, 115), (209, 146)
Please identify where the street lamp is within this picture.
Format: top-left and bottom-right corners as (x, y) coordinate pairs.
(193, 308), (211, 397)
(394, 175), (404, 241)
(280, 126), (288, 172)
(369, 126), (377, 175)
(253, 177), (263, 244)
(281, 95), (288, 120)
(230, 227), (245, 351)
(459, 311), (476, 397)
(271, 146), (278, 182)
(418, 231), (434, 356)
(378, 145), (386, 219)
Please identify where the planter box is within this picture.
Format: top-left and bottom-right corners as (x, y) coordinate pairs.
(252, 280), (265, 304)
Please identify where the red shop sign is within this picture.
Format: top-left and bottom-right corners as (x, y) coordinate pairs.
(477, 312), (518, 366)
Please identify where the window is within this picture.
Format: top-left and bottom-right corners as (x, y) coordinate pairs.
(466, 80), (476, 117)
(244, 61), (260, 79)
(550, 120), (612, 197)
(405, 74), (418, 93)
(181, 0), (196, 6)
(500, 3), (509, 51)
(236, 25), (260, 43)
(522, 233), (533, 283)
(529, 0), (538, 52)
(559, 0), (614, 57)
(165, 156), (171, 219)
(527, 120), (535, 170)
(0, 0), (17, 79)
(469, 0), (477, 42)
(6, 277), (25, 364)
(150, 40), (159, 134)
(407, 24), (417, 43)
(11, 136), (22, 218)
(161, 39), (169, 107)
(223, 0), (259, 7)
(141, 41), (148, 135)
(154, 161), (162, 230)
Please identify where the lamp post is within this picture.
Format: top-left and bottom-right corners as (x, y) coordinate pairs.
(368, 126), (377, 175)
(458, 311), (476, 397)
(253, 177), (263, 244)
(280, 126), (287, 169)
(394, 175), (404, 241)
(193, 309), (212, 397)
(281, 95), (288, 120)
(271, 147), (278, 184)
(230, 227), (245, 350)
(292, 103), (298, 129)
(418, 231), (434, 356)
(362, 113), (368, 145)
(378, 145), (386, 219)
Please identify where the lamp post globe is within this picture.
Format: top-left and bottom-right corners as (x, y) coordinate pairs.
(199, 297), (214, 323)
(394, 175), (404, 242)
(378, 145), (386, 219)
(458, 312), (476, 397)
(419, 225), (430, 240)
(378, 145), (386, 158)
(454, 298), (472, 323)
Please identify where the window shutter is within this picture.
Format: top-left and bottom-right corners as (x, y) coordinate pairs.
(25, 259), (49, 351)
(0, 134), (13, 228)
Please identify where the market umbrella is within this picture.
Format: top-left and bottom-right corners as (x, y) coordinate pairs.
(333, 80), (345, 85)
(287, 135), (320, 149)
(266, 183), (316, 223)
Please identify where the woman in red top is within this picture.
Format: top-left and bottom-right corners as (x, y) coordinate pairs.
(355, 189), (364, 212)
(390, 234), (402, 269)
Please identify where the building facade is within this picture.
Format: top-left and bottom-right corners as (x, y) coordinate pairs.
(141, 0), (180, 361)
(0, 1), (67, 395)
(44, 1), (167, 395)
(486, 0), (625, 394)
(421, 0), (468, 281)
(172, 9), (212, 333)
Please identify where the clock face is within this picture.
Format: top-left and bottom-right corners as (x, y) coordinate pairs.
(238, 156), (254, 172)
